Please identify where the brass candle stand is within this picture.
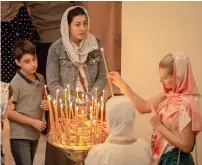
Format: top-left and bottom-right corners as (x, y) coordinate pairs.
(47, 92), (106, 165)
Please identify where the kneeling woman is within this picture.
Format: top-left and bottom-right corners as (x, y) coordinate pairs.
(85, 95), (151, 165)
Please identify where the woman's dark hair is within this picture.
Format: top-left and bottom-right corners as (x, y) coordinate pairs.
(67, 7), (87, 25)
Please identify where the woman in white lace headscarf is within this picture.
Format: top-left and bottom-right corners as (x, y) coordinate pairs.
(46, 6), (106, 99)
(85, 95), (151, 165)
(1, 82), (14, 165)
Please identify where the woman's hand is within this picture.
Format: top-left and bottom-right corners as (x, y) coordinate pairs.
(149, 106), (162, 130)
(107, 72), (125, 89)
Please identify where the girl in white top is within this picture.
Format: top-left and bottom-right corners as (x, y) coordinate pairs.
(85, 95), (151, 165)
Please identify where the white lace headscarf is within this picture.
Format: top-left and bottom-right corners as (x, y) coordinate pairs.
(61, 6), (99, 68)
(105, 96), (136, 141)
(1, 82), (9, 117)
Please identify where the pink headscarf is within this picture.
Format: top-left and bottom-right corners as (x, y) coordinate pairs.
(162, 52), (202, 132)
(151, 52), (202, 165)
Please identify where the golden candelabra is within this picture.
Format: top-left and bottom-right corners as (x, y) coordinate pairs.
(45, 86), (106, 165)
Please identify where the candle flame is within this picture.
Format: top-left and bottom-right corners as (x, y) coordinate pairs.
(92, 96), (94, 100)
(100, 48), (104, 52)
(101, 96), (103, 102)
(44, 85), (47, 88)
(65, 88), (67, 92)
(67, 84), (70, 88)
(90, 114), (92, 119)
(76, 87), (78, 91)
(56, 89), (59, 93)
(101, 106), (104, 111)
(90, 106), (93, 111)
(76, 106), (79, 111)
(53, 100), (56, 104)
(70, 102), (72, 107)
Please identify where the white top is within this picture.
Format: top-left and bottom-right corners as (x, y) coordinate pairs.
(85, 139), (151, 165)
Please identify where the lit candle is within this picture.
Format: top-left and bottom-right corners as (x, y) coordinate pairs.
(82, 93), (84, 100)
(92, 96), (94, 107)
(64, 88), (67, 100)
(60, 104), (64, 118)
(101, 96), (104, 106)
(42, 85), (49, 122)
(100, 48), (114, 96)
(64, 89), (68, 120)
(53, 100), (59, 129)
(97, 103), (100, 121)
(44, 85), (48, 99)
(93, 120), (97, 142)
(47, 96), (54, 130)
(56, 89), (59, 105)
(82, 110), (84, 134)
(76, 87), (79, 100)
(94, 98), (97, 118)
(101, 105), (104, 123)
(85, 95), (88, 101)
(102, 90), (105, 101)
(76, 106), (79, 119)
(96, 134), (99, 144)
(90, 114), (93, 134)
(90, 106), (93, 117)
(69, 102), (74, 119)
(95, 88), (98, 101)
(67, 85), (70, 102)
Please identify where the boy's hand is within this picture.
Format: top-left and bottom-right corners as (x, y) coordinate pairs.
(40, 100), (49, 111)
(31, 119), (47, 132)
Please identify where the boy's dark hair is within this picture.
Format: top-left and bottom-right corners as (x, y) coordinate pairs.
(12, 40), (36, 61)
(67, 7), (87, 25)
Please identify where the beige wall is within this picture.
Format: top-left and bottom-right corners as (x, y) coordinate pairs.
(122, 2), (202, 164)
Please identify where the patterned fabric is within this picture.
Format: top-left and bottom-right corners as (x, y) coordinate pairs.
(151, 52), (202, 165)
(1, 7), (40, 83)
(1, 82), (9, 117)
(1, 82), (11, 165)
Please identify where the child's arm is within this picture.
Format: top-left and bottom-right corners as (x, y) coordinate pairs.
(8, 105), (46, 132)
